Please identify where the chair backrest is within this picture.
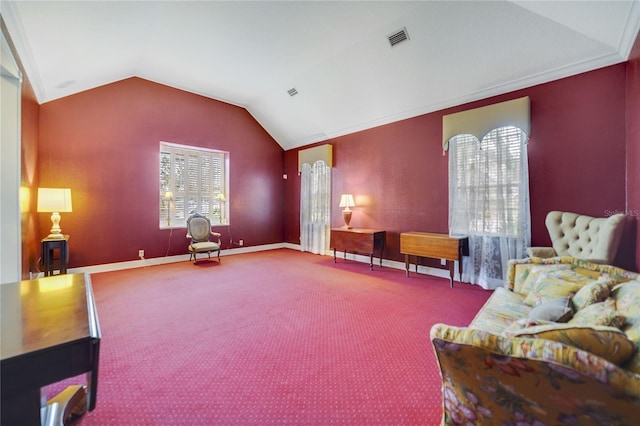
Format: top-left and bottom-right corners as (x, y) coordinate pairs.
(187, 213), (212, 243)
(545, 211), (626, 264)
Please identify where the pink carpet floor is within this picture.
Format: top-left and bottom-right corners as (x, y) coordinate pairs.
(47, 249), (491, 425)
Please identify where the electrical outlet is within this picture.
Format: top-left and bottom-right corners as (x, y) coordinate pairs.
(440, 258), (446, 266)
(238, 239), (244, 246)
(139, 250), (145, 258)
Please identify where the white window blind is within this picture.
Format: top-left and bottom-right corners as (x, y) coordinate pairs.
(448, 126), (530, 289)
(159, 142), (228, 228)
(450, 127), (525, 236)
(300, 161), (331, 255)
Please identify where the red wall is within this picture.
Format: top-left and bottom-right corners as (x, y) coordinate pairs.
(38, 78), (284, 268)
(23, 37), (640, 273)
(285, 64), (632, 269)
(627, 32), (640, 271)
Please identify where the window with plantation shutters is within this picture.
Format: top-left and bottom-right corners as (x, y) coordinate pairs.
(159, 142), (228, 228)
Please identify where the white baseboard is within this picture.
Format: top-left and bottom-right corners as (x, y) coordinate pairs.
(66, 243), (288, 275)
(281, 243), (453, 281)
(56, 242), (453, 282)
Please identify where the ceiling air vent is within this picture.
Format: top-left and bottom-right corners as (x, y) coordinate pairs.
(388, 27), (409, 47)
(287, 88), (298, 97)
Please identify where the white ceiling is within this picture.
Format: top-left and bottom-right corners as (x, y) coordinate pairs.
(3, 1), (640, 150)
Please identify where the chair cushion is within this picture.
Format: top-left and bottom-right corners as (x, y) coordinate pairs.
(189, 242), (220, 252)
(188, 217), (212, 241)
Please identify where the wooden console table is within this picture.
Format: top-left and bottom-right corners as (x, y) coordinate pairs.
(1, 273), (101, 425)
(330, 228), (386, 270)
(400, 232), (469, 287)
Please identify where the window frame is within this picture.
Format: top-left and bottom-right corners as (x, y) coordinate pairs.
(159, 141), (229, 229)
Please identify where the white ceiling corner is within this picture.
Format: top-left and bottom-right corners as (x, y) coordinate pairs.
(2, 0), (639, 150)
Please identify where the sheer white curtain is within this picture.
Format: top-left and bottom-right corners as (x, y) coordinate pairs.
(449, 126), (530, 290)
(300, 161), (331, 254)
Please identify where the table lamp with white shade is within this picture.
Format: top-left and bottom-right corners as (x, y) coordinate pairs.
(37, 188), (73, 239)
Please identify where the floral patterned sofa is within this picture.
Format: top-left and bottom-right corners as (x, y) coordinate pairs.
(430, 257), (640, 425)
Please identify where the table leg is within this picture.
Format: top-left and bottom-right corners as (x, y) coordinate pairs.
(449, 261), (455, 288)
(333, 249), (337, 263)
(1, 388), (40, 425)
(404, 254), (410, 277)
(369, 254), (373, 271)
(458, 255), (464, 283)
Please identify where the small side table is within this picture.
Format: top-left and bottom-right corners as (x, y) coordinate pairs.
(400, 232), (469, 287)
(42, 236), (69, 276)
(330, 228), (386, 270)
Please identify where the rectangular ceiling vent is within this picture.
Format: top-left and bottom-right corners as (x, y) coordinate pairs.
(388, 28), (409, 47)
(287, 88), (298, 97)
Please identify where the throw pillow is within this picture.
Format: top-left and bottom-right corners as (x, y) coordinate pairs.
(612, 281), (640, 326)
(528, 296), (573, 322)
(569, 298), (625, 328)
(518, 264), (572, 295)
(513, 324), (636, 366)
(572, 278), (614, 311)
(523, 277), (584, 307)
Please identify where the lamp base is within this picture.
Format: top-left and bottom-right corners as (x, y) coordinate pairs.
(342, 209), (353, 229)
(45, 233), (65, 240)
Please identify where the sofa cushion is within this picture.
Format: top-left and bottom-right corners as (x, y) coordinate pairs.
(612, 281), (640, 374)
(502, 318), (557, 336)
(569, 298), (625, 328)
(572, 278), (614, 311)
(469, 287), (530, 335)
(528, 296), (573, 322)
(508, 323), (636, 366)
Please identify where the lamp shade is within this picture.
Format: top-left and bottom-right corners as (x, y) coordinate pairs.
(339, 194), (355, 208)
(37, 188), (72, 212)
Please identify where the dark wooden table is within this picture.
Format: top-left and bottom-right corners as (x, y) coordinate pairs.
(41, 235), (69, 276)
(1, 273), (101, 425)
(330, 228), (386, 270)
(400, 232), (469, 287)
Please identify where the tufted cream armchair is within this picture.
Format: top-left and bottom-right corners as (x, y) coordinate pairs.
(527, 211), (626, 264)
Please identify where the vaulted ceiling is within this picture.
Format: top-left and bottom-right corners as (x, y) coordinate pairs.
(3, 1), (640, 150)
